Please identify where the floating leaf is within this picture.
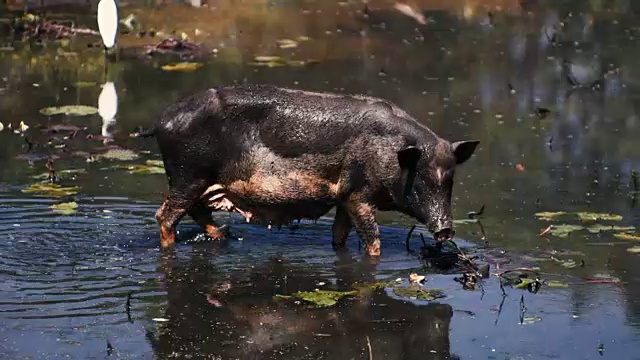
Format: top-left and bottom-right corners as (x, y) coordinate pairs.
(546, 280), (569, 288)
(392, 286), (445, 301)
(50, 201), (78, 215)
(276, 39), (298, 49)
(514, 278), (538, 289)
(614, 233), (640, 241)
(453, 218), (478, 225)
(254, 55), (284, 62)
(0, 122), (3, 132)
(98, 149), (139, 161)
(521, 316), (542, 325)
(275, 290), (357, 308)
(39, 105), (99, 116)
(152, 318), (169, 322)
(535, 211), (566, 221)
(32, 168), (86, 181)
(576, 212), (622, 222)
(74, 81), (97, 88)
(555, 259), (578, 268)
(626, 246), (640, 254)
(161, 62), (204, 72)
(587, 225), (635, 233)
(549, 224), (583, 237)
(145, 160), (164, 167)
(22, 182), (79, 197)
(297, 36), (311, 42)
(119, 163), (165, 175)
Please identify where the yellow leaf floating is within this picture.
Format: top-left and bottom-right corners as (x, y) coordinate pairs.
(22, 183), (80, 197)
(576, 212), (622, 222)
(627, 246), (640, 254)
(50, 201), (78, 215)
(535, 211), (566, 221)
(161, 62), (204, 72)
(614, 233), (640, 241)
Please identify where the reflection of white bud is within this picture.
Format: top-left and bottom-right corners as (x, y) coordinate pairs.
(99, 82), (118, 140)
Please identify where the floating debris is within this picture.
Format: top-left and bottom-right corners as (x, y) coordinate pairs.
(97, 149), (139, 161)
(576, 212), (623, 222)
(392, 286), (445, 301)
(152, 317), (169, 322)
(408, 273), (426, 284)
(535, 211), (566, 220)
(614, 233), (640, 241)
(276, 39), (298, 49)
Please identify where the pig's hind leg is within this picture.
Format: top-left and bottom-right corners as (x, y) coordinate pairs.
(343, 195), (381, 256)
(331, 205), (353, 248)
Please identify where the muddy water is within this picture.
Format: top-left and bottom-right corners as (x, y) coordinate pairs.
(1, 0), (640, 359)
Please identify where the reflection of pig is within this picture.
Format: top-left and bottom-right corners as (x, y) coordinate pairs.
(152, 85), (479, 256)
(151, 251), (458, 360)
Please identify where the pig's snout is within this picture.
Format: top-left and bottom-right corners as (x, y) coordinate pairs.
(434, 227), (455, 242)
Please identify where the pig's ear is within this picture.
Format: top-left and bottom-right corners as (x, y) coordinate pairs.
(397, 146), (421, 171)
(452, 140), (480, 164)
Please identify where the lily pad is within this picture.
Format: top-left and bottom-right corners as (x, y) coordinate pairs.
(614, 233), (640, 241)
(521, 316), (542, 325)
(453, 218), (478, 225)
(32, 168), (86, 181)
(119, 163), (165, 175)
(576, 212), (623, 222)
(50, 201), (78, 215)
(392, 286), (446, 301)
(275, 290), (357, 308)
(549, 224), (584, 237)
(535, 211), (566, 221)
(145, 160), (164, 167)
(587, 225), (635, 233)
(98, 149), (139, 161)
(39, 105), (99, 116)
(74, 81), (97, 88)
(22, 182), (80, 197)
(546, 280), (569, 288)
(515, 278), (539, 289)
(161, 62), (204, 72)
(626, 246), (640, 254)
(254, 55), (284, 62)
(276, 39), (298, 49)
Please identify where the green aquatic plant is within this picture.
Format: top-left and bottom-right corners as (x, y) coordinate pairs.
(548, 224), (584, 237)
(576, 212), (623, 222)
(275, 290), (358, 308)
(535, 211), (567, 221)
(392, 286), (445, 301)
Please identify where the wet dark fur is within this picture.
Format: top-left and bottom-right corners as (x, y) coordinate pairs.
(153, 84), (479, 256)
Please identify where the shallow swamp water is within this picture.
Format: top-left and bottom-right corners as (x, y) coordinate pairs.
(0, 0), (640, 359)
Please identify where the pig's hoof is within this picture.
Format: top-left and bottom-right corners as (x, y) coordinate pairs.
(206, 224), (230, 240)
(365, 244), (381, 257)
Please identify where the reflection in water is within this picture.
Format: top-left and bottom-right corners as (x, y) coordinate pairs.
(98, 81), (118, 143)
(152, 249), (457, 360)
(0, 0), (640, 359)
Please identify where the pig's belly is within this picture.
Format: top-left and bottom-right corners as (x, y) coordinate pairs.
(202, 172), (339, 226)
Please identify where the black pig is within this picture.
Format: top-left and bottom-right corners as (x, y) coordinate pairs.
(151, 85), (478, 256)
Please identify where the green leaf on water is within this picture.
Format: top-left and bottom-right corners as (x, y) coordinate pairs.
(119, 163), (165, 175)
(586, 225), (635, 233)
(614, 233), (640, 241)
(514, 278), (538, 289)
(22, 182), (80, 197)
(392, 286), (446, 301)
(274, 290), (357, 308)
(32, 168), (87, 181)
(276, 38), (298, 49)
(521, 316), (542, 325)
(39, 105), (99, 116)
(546, 280), (569, 288)
(549, 224), (584, 237)
(50, 201), (78, 215)
(161, 62), (204, 72)
(576, 212), (623, 222)
(626, 246), (640, 254)
(73, 81), (97, 88)
(254, 55), (284, 62)
(535, 211), (567, 221)
(145, 160), (164, 167)
(453, 218), (478, 225)
(98, 149), (139, 161)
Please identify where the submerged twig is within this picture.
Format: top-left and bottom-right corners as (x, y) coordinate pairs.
(494, 292), (507, 326)
(519, 294), (527, 325)
(126, 292), (133, 323)
(366, 336), (373, 360)
(405, 225), (416, 252)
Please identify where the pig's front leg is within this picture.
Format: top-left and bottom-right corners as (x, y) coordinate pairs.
(343, 195), (381, 256)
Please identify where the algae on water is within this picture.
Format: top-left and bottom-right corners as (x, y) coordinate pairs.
(392, 286), (445, 301)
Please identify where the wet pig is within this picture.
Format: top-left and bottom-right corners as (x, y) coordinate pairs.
(152, 85), (479, 256)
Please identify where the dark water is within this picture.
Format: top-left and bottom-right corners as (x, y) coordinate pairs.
(1, 0), (640, 358)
